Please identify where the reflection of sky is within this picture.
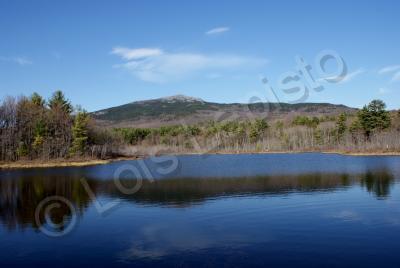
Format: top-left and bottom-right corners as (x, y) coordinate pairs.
(119, 223), (255, 260)
(2, 153), (399, 180)
(115, 197), (277, 261)
(98, 153), (400, 179)
(113, 185), (400, 262)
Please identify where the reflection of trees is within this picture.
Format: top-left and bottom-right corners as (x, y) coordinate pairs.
(0, 169), (395, 232)
(0, 176), (97, 231)
(360, 170), (394, 199)
(103, 173), (355, 207)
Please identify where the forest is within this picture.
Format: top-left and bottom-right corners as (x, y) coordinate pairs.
(0, 91), (399, 162)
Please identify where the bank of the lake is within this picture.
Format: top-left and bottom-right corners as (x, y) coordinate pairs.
(0, 156), (144, 170)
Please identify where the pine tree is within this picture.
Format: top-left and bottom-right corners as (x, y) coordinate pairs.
(336, 113), (347, 141)
(30, 92), (45, 107)
(249, 118), (269, 142)
(70, 111), (90, 156)
(30, 93), (47, 156)
(357, 100), (391, 138)
(48, 90), (72, 114)
(254, 118), (269, 133)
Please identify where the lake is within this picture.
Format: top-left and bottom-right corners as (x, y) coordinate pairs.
(1, 153), (400, 267)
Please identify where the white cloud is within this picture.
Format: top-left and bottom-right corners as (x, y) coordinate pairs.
(340, 68), (365, 83)
(13, 57), (32, 65)
(205, 27), (230, 35)
(0, 56), (32, 66)
(378, 65), (400, 74)
(317, 68), (365, 84)
(378, 87), (390, 95)
(391, 71), (400, 82)
(111, 47), (163, 60)
(377, 65), (400, 83)
(112, 47), (267, 83)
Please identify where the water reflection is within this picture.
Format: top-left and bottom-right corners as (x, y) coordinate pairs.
(360, 170), (395, 199)
(0, 170), (395, 233)
(0, 177), (95, 231)
(105, 173), (354, 206)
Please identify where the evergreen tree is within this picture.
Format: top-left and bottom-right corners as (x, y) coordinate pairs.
(254, 118), (269, 133)
(30, 92), (45, 107)
(29, 93), (47, 155)
(48, 90), (72, 114)
(397, 110), (400, 131)
(249, 119), (268, 142)
(70, 111), (90, 156)
(357, 100), (391, 137)
(249, 126), (260, 142)
(335, 113), (347, 141)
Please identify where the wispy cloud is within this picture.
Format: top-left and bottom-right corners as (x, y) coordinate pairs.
(391, 71), (400, 82)
(378, 87), (391, 95)
(378, 65), (400, 74)
(317, 68), (365, 84)
(0, 56), (32, 66)
(205, 27), (230, 35)
(377, 65), (400, 82)
(112, 47), (267, 83)
(340, 68), (365, 83)
(111, 47), (163, 60)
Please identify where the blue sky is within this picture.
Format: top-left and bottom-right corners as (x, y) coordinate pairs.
(0, 0), (399, 111)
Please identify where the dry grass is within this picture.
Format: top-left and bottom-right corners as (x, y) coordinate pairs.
(0, 159), (111, 169)
(0, 156), (143, 170)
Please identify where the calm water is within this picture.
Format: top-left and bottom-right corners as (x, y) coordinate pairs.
(1, 153), (400, 267)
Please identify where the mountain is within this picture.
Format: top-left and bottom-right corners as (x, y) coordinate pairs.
(92, 95), (356, 128)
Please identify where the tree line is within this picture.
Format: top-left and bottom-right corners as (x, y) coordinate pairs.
(0, 91), (398, 162)
(0, 91), (119, 161)
(113, 100), (398, 154)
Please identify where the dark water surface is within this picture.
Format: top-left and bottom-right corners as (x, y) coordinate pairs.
(1, 153), (400, 267)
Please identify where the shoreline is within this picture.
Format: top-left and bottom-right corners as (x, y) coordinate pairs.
(0, 157), (140, 170)
(1, 150), (400, 170)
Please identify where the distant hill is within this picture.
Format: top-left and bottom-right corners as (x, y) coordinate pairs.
(92, 95), (356, 128)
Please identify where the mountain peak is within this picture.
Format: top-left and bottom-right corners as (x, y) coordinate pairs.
(93, 95), (355, 127)
(158, 95), (204, 103)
